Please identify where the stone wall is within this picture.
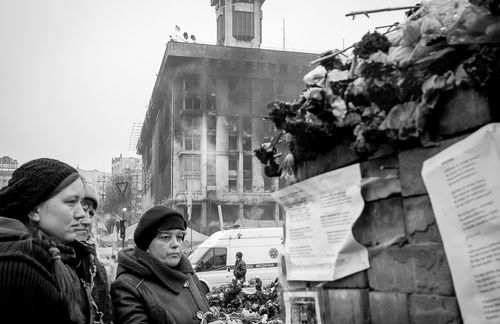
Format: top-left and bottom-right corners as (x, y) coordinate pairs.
(286, 89), (493, 323)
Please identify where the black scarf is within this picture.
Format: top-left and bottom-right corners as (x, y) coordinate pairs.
(134, 247), (195, 294)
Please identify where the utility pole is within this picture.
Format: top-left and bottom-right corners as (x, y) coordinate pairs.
(282, 18), (285, 51)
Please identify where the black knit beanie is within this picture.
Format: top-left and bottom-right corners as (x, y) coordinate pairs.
(0, 158), (79, 222)
(134, 205), (187, 250)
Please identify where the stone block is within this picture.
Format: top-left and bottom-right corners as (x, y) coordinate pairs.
(296, 139), (360, 182)
(438, 88), (491, 137)
(361, 155), (401, 202)
(398, 135), (467, 197)
(404, 195), (443, 243)
(367, 244), (454, 296)
(322, 289), (370, 324)
(353, 197), (406, 246)
(409, 294), (461, 324)
(369, 291), (409, 324)
(324, 270), (368, 289)
(368, 143), (397, 160)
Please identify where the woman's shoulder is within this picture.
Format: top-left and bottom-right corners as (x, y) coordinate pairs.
(0, 245), (57, 287)
(0, 229), (57, 281)
(112, 267), (142, 286)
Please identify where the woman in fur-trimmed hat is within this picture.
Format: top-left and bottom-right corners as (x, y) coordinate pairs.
(110, 205), (219, 324)
(0, 158), (99, 323)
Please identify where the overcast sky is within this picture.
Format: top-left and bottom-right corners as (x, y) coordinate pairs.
(0, 0), (417, 172)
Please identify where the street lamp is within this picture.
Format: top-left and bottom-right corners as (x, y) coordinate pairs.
(120, 208), (127, 249)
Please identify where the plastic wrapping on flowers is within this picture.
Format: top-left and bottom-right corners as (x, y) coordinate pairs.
(255, 0), (500, 175)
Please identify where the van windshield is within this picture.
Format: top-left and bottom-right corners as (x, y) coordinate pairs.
(188, 247), (209, 264)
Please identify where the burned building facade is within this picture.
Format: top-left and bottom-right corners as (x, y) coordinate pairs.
(137, 0), (317, 235)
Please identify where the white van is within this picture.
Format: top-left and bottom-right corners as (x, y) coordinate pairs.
(188, 227), (284, 292)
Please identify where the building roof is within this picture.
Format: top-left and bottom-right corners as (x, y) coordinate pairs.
(162, 41), (318, 65)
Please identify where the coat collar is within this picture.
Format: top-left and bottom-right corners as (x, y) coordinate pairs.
(119, 247), (195, 294)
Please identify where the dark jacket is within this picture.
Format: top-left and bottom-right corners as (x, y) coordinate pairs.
(0, 217), (84, 323)
(73, 240), (113, 324)
(110, 247), (210, 324)
(233, 259), (247, 281)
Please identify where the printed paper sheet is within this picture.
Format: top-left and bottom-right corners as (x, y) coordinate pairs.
(272, 163), (369, 281)
(422, 123), (500, 323)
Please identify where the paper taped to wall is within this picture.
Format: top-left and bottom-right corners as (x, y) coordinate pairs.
(272, 163), (369, 281)
(422, 123), (500, 324)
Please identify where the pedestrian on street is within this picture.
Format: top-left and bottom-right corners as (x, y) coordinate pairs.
(110, 205), (216, 324)
(73, 182), (113, 323)
(233, 251), (247, 283)
(0, 158), (95, 323)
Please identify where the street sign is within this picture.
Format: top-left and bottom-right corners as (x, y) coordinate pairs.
(116, 181), (129, 197)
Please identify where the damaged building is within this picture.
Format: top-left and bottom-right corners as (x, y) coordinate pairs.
(137, 0), (317, 235)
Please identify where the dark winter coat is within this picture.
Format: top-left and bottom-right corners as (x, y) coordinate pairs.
(0, 217), (86, 323)
(110, 247), (210, 324)
(72, 240), (113, 323)
(233, 259), (247, 282)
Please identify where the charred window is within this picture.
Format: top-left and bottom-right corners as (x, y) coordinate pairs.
(184, 134), (201, 151)
(207, 115), (217, 152)
(229, 135), (238, 151)
(228, 154), (238, 191)
(208, 115), (217, 131)
(242, 117), (251, 136)
(228, 116), (239, 132)
(263, 119), (275, 142)
(208, 134), (216, 151)
(183, 116), (201, 151)
(242, 137), (252, 152)
(242, 117), (252, 151)
(232, 11), (254, 41)
(207, 77), (217, 112)
(182, 155), (201, 192)
(227, 116), (239, 151)
(183, 155), (200, 173)
(183, 74), (201, 110)
(207, 153), (216, 187)
(243, 154), (252, 191)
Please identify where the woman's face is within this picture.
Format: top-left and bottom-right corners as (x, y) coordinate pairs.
(34, 178), (86, 243)
(75, 198), (96, 242)
(147, 229), (186, 267)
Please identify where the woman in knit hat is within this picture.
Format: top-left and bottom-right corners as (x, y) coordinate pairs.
(0, 158), (97, 323)
(110, 205), (219, 324)
(73, 182), (113, 323)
